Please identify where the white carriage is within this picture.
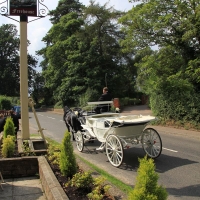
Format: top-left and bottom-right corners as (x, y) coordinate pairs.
(75, 102), (162, 167)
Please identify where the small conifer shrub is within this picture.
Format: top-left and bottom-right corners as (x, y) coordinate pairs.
(1, 135), (15, 158)
(59, 131), (77, 177)
(3, 117), (15, 139)
(67, 171), (94, 190)
(128, 156), (168, 200)
(87, 176), (110, 200)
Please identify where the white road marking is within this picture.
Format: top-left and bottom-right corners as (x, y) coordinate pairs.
(47, 116), (55, 119)
(163, 147), (178, 153)
(60, 120), (64, 122)
(38, 114), (44, 116)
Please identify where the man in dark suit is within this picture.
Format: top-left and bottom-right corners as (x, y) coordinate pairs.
(10, 110), (19, 135)
(0, 114), (6, 133)
(94, 87), (112, 114)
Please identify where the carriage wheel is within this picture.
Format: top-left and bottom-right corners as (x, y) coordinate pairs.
(141, 128), (162, 158)
(106, 134), (124, 167)
(75, 131), (84, 152)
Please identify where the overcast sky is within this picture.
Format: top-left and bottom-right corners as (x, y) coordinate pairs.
(0, 0), (137, 71)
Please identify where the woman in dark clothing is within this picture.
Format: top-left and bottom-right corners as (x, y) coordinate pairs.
(0, 114), (6, 133)
(10, 110), (19, 135)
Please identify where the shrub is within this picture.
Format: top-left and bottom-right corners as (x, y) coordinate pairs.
(1, 135), (15, 158)
(54, 101), (63, 109)
(59, 131), (77, 177)
(150, 78), (200, 124)
(3, 117), (15, 139)
(67, 171), (94, 190)
(87, 176), (110, 200)
(47, 143), (61, 165)
(67, 172), (110, 200)
(21, 140), (35, 156)
(0, 96), (12, 110)
(128, 156), (168, 200)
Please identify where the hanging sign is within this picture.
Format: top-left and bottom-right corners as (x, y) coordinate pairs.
(10, 0), (37, 16)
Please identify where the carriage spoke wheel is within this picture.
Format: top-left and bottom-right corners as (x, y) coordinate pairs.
(106, 134), (123, 167)
(141, 128), (162, 158)
(75, 131), (84, 152)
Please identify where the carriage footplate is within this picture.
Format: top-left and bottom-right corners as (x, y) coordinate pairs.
(96, 142), (105, 151)
(88, 137), (95, 143)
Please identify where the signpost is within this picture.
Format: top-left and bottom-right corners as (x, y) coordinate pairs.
(0, 0), (49, 139)
(10, 0), (37, 17)
(20, 14), (29, 139)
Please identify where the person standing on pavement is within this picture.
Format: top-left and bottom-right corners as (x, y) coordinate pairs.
(94, 87), (112, 114)
(0, 114), (6, 133)
(10, 110), (19, 135)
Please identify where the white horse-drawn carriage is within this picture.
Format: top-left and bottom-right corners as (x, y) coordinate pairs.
(72, 101), (162, 167)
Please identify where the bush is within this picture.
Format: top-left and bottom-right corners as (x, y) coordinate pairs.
(67, 171), (94, 190)
(1, 135), (15, 158)
(87, 176), (110, 200)
(59, 131), (77, 177)
(128, 156), (168, 200)
(54, 101), (63, 109)
(150, 79), (200, 124)
(0, 96), (12, 110)
(21, 140), (35, 156)
(3, 117), (15, 139)
(47, 143), (61, 165)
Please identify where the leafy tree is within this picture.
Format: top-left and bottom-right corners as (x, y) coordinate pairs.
(119, 0), (200, 124)
(79, 1), (127, 96)
(120, 0), (200, 89)
(38, 1), (138, 105)
(49, 0), (84, 24)
(38, 12), (85, 105)
(0, 24), (38, 96)
(29, 71), (53, 106)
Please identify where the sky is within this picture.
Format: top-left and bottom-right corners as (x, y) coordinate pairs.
(0, 0), (137, 71)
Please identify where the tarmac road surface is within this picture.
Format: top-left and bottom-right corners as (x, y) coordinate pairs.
(27, 106), (200, 200)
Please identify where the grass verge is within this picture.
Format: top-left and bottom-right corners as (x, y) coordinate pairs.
(75, 153), (132, 195)
(45, 136), (132, 195)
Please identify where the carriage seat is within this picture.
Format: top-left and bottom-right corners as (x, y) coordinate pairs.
(88, 101), (113, 113)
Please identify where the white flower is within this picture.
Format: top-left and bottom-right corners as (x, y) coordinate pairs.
(115, 107), (120, 112)
(74, 111), (78, 115)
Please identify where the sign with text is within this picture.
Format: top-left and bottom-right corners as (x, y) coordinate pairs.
(10, 0), (37, 16)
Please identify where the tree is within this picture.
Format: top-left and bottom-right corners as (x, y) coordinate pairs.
(38, 1), (138, 105)
(0, 24), (38, 96)
(119, 1), (200, 124)
(49, 0), (84, 24)
(120, 0), (200, 89)
(38, 12), (85, 105)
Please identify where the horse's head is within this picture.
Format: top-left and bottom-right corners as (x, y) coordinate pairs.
(64, 106), (72, 114)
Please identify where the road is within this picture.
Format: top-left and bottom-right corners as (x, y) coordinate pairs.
(28, 111), (200, 200)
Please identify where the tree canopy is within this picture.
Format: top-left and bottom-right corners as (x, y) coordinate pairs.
(37, 0), (138, 106)
(0, 24), (38, 96)
(119, 0), (200, 124)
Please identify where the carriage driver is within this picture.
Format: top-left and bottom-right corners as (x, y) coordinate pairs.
(94, 87), (112, 114)
(95, 87), (113, 151)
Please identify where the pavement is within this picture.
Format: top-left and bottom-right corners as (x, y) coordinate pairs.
(1, 105), (199, 200)
(0, 176), (46, 200)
